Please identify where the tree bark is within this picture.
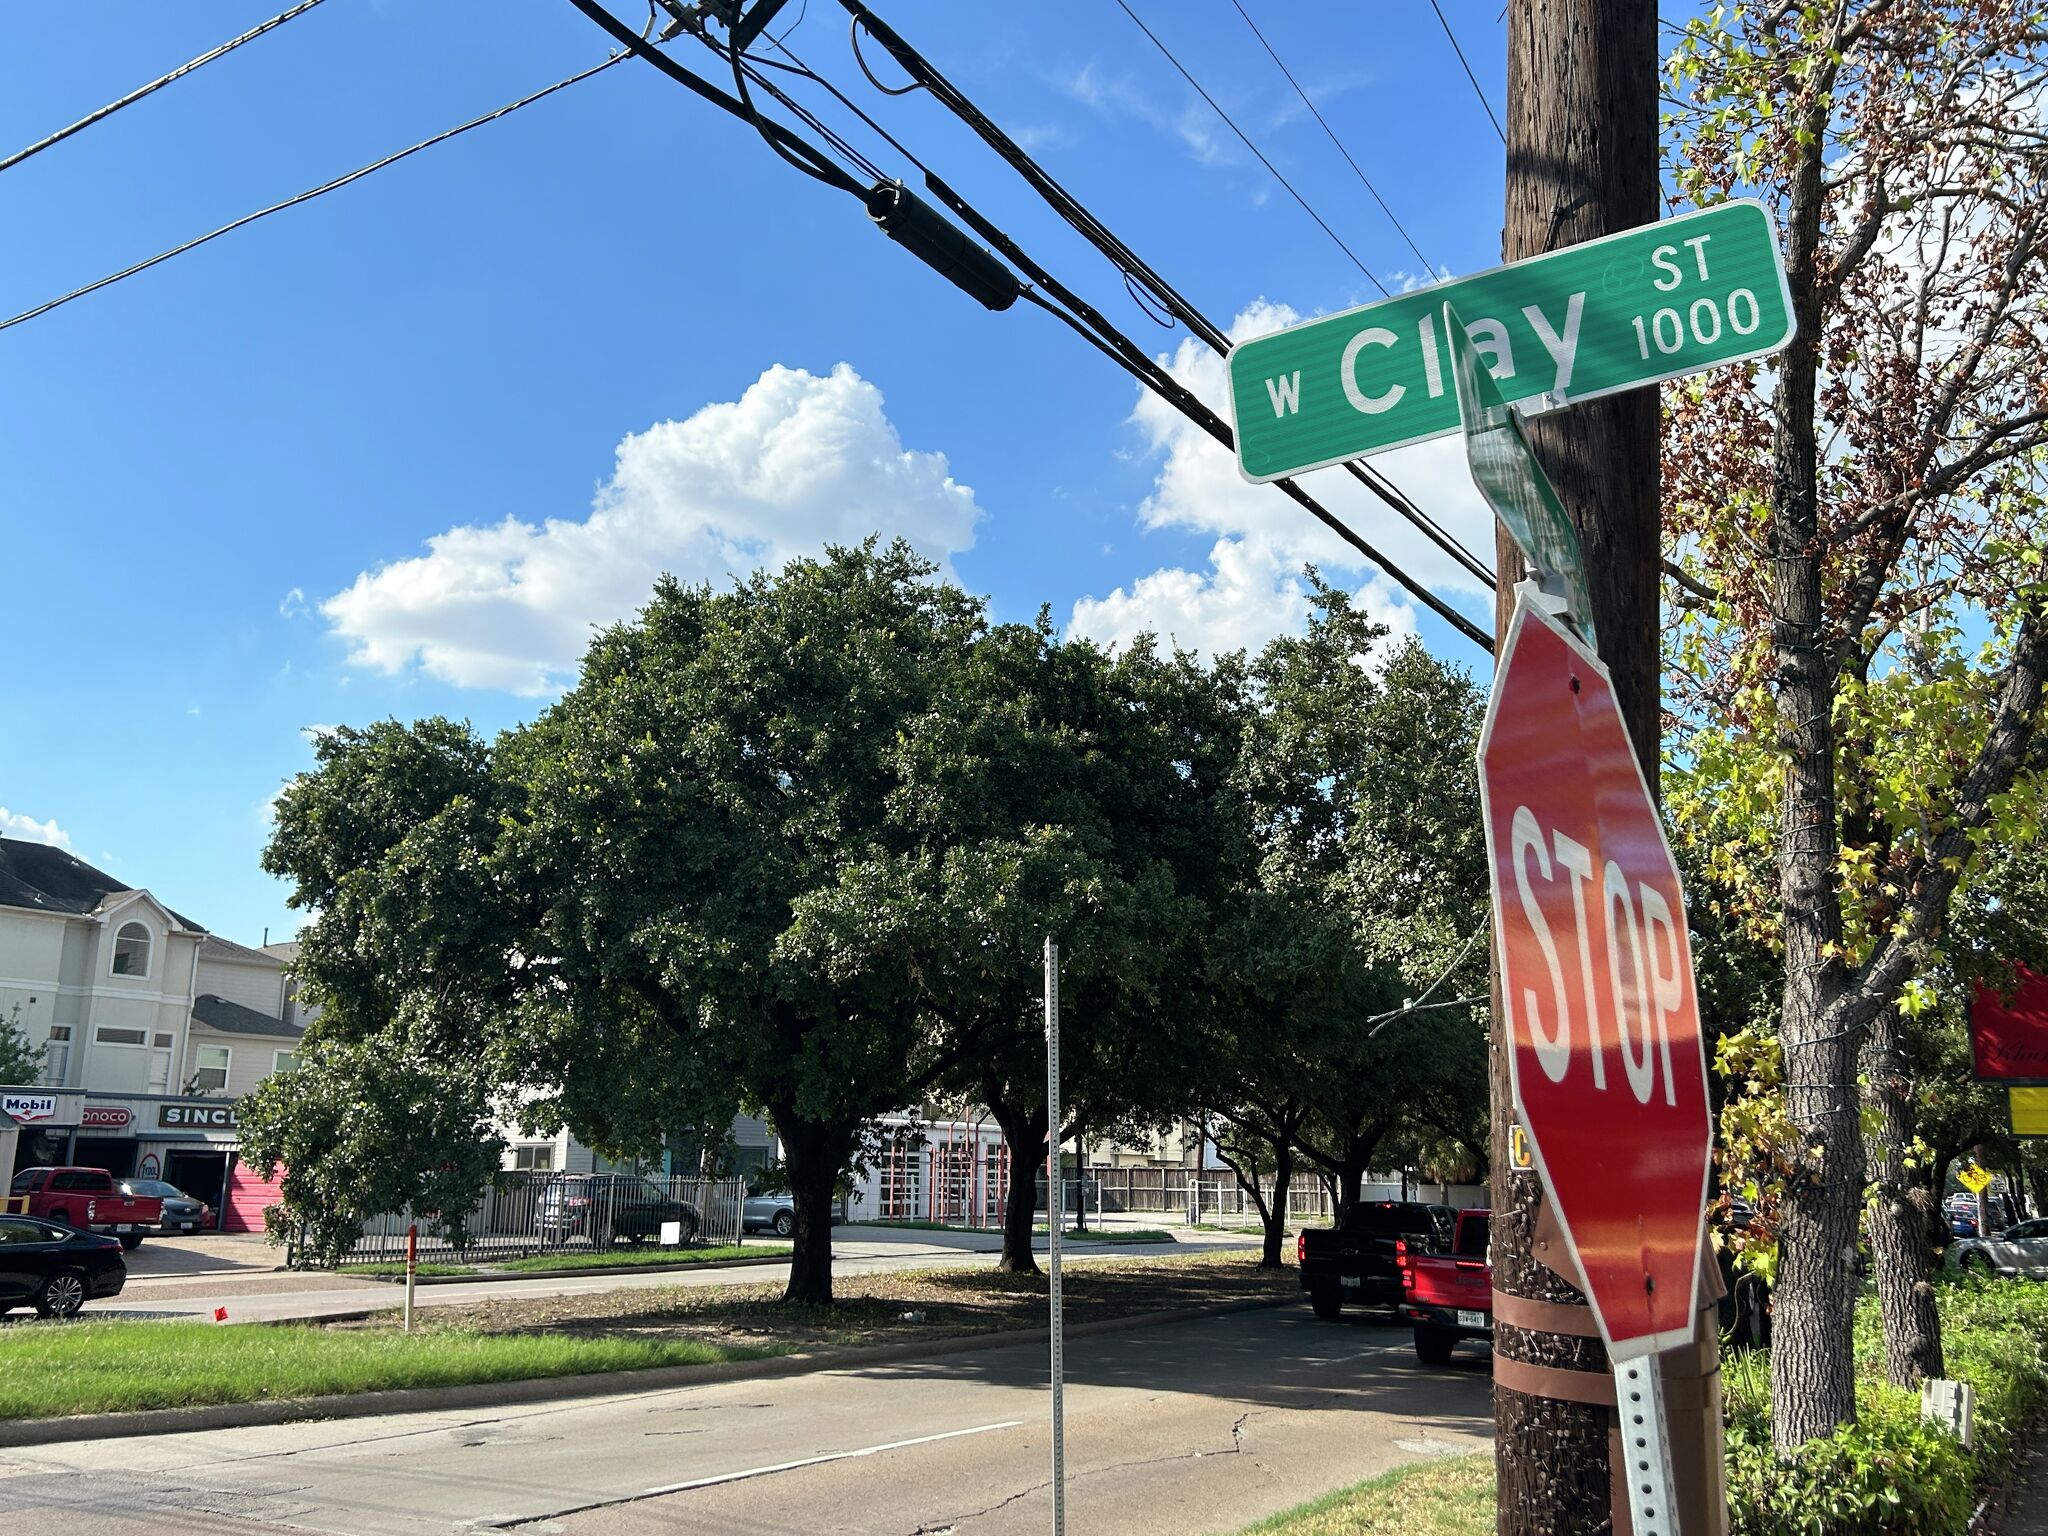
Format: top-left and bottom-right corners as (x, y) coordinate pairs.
(1265, 1142), (1294, 1268)
(990, 1098), (1047, 1276)
(1861, 1005), (1944, 1387)
(1765, 47), (1862, 1451)
(776, 1116), (847, 1306)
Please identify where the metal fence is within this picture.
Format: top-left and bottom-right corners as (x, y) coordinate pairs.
(1087, 1166), (1333, 1225)
(331, 1173), (750, 1269)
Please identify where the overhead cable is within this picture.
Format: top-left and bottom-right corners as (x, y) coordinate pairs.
(0, 53), (627, 336)
(1, 0), (332, 176)
(832, 1), (1498, 603)
(1110, 0), (1390, 298)
(1223, 0), (1436, 276)
(1428, 0), (1507, 146)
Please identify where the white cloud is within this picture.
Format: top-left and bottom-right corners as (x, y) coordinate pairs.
(278, 587), (307, 618)
(1059, 61), (1239, 166)
(322, 364), (983, 695)
(0, 808), (74, 851)
(1072, 535), (1417, 662)
(1070, 301), (1493, 660)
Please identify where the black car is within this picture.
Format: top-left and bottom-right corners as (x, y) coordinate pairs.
(120, 1179), (214, 1235)
(537, 1175), (701, 1247)
(0, 1215), (127, 1318)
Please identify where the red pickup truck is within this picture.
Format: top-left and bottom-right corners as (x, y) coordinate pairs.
(8, 1167), (164, 1250)
(1396, 1206), (1491, 1364)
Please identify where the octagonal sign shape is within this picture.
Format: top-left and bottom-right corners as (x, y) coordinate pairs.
(1478, 595), (1713, 1360)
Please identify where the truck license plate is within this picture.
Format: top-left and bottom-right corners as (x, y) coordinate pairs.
(1340, 1277), (1361, 1290)
(1456, 1309), (1485, 1328)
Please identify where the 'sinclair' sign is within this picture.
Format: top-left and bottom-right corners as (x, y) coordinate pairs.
(1226, 200), (1794, 481)
(159, 1103), (238, 1130)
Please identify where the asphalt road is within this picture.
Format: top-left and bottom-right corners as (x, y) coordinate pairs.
(0, 1303), (1493, 1536)
(100, 1227), (1266, 1325)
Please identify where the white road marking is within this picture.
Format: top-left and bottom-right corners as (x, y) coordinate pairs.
(482, 1419), (1025, 1527)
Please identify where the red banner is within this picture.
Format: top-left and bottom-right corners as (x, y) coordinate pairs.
(1972, 967), (2048, 1082)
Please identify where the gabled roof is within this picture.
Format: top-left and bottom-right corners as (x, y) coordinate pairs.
(200, 934), (280, 967)
(0, 839), (205, 931)
(191, 994), (304, 1040)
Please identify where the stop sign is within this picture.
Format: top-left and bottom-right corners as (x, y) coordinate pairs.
(1478, 597), (1712, 1360)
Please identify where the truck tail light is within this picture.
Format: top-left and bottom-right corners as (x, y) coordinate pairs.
(1394, 1237), (1408, 1264)
(1297, 1231), (1306, 1266)
(1403, 1265), (1416, 1291)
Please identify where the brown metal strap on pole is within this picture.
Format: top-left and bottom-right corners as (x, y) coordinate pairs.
(1493, 1291), (1603, 1338)
(1493, 1353), (1618, 1408)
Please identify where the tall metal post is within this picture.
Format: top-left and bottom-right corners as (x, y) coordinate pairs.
(1044, 936), (1065, 1536)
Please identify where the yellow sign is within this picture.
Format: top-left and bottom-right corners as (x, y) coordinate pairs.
(1958, 1163), (1994, 1195)
(2012, 1087), (2048, 1138)
(1510, 1123), (1535, 1172)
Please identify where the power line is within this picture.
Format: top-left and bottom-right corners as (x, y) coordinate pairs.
(0, 0), (332, 176)
(1428, 0), (1506, 146)
(0, 54), (628, 336)
(1223, 0), (1435, 276)
(1111, 0), (1389, 299)
(833, 2), (1497, 603)
(615, 7), (1491, 644)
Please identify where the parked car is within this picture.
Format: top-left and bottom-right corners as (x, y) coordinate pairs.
(119, 1179), (213, 1236)
(1948, 1217), (2048, 1279)
(0, 1214), (128, 1318)
(1396, 1207), (1492, 1364)
(536, 1175), (700, 1246)
(742, 1192), (797, 1237)
(1298, 1200), (1454, 1318)
(7, 1168), (163, 1251)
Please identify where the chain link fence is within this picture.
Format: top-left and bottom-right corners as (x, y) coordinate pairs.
(328, 1173), (751, 1268)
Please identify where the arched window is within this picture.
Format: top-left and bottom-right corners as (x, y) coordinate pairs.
(111, 921), (152, 978)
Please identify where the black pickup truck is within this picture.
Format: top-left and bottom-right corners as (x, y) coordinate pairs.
(1298, 1200), (1454, 1318)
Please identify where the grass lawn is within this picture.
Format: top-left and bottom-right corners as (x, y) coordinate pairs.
(350, 1263), (475, 1278)
(338, 1249), (1298, 1354)
(0, 1321), (781, 1421)
(491, 1243), (786, 1273)
(1052, 1228), (1174, 1244)
(1238, 1455), (1493, 1535)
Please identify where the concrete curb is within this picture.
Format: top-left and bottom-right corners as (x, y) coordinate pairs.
(0, 1293), (1296, 1448)
(356, 1254), (795, 1287)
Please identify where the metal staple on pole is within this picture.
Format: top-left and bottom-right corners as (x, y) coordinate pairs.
(1044, 936), (1065, 1536)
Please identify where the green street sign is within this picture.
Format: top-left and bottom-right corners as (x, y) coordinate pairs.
(1227, 200), (1793, 483)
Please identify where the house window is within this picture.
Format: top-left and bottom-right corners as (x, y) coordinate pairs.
(512, 1145), (555, 1171)
(111, 922), (152, 978)
(94, 1026), (148, 1047)
(153, 1033), (173, 1048)
(273, 1050), (299, 1074)
(44, 1026), (70, 1084)
(193, 1045), (230, 1093)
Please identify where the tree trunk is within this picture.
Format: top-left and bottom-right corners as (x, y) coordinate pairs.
(1765, 57), (1861, 1452)
(1862, 1005), (1944, 1387)
(1265, 1144), (1294, 1269)
(778, 1118), (845, 1306)
(991, 1099), (1047, 1276)
(1338, 1162), (1364, 1212)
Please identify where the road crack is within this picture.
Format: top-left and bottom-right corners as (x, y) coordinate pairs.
(905, 1410), (1265, 1533)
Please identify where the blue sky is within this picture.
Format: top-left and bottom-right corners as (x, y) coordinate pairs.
(0, 0), (1510, 945)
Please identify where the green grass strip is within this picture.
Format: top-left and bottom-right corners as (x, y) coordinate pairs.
(1237, 1454), (1493, 1535)
(0, 1320), (782, 1421)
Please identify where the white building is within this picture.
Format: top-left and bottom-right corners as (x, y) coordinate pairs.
(0, 838), (304, 1227)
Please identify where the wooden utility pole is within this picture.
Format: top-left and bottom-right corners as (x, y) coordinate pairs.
(1489, 2), (1728, 1533)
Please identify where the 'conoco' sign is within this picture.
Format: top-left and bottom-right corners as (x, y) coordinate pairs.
(82, 1105), (133, 1129)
